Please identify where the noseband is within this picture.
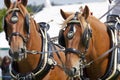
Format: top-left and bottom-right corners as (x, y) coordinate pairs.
(8, 32), (28, 45)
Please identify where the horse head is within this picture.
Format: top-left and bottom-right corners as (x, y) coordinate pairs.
(59, 6), (92, 78)
(3, 0), (41, 61)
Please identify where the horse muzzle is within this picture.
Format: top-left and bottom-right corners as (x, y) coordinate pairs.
(65, 67), (80, 78)
(9, 48), (27, 61)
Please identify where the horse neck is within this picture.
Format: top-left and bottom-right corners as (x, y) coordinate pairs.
(88, 16), (107, 32)
(17, 19), (42, 73)
(84, 16), (111, 79)
(87, 16), (110, 61)
(27, 19), (42, 51)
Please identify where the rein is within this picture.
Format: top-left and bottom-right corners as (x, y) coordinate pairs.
(25, 48), (65, 54)
(85, 45), (118, 67)
(99, 0), (120, 20)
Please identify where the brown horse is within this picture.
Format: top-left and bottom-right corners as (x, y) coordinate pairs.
(59, 5), (120, 80)
(3, 0), (68, 80)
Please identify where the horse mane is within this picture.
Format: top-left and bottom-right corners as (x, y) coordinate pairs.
(88, 16), (107, 31)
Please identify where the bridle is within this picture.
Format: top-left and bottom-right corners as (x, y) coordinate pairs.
(62, 12), (92, 78)
(64, 12), (92, 60)
(63, 12), (119, 79)
(2, 3), (29, 61)
(4, 7), (30, 60)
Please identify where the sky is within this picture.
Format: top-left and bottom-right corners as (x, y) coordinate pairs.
(0, 0), (105, 9)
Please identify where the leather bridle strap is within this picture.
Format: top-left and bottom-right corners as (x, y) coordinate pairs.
(65, 48), (86, 59)
(8, 32), (28, 45)
(65, 48), (81, 54)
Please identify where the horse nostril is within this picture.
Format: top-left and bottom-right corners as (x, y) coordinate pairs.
(72, 67), (77, 74)
(68, 67), (77, 77)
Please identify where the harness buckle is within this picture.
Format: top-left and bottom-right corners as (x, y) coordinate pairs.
(48, 58), (57, 66)
(117, 64), (120, 72)
(48, 58), (57, 69)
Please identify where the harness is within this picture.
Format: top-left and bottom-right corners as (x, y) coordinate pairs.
(9, 22), (65, 80)
(59, 12), (92, 79)
(60, 12), (120, 80)
(103, 15), (120, 80)
(3, 4), (65, 80)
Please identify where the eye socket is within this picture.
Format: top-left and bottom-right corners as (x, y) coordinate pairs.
(67, 31), (74, 39)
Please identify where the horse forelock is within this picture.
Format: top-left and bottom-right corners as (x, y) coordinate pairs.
(61, 12), (89, 34)
(78, 13), (88, 32)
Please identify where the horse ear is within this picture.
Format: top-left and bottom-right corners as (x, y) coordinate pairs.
(21, 0), (28, 6)
(4, 0), (11, 8)
(82, 5), (89, 19)
(60, 9), (73, 20)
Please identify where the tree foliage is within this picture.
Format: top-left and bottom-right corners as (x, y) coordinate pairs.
(0, 8), (6, 32)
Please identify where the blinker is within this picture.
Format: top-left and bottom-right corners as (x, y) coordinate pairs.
(67, 31), (74, 39)
(10, 11), (18, 24)
(10, 16), (18, 23)
(67, 24), (74, 39)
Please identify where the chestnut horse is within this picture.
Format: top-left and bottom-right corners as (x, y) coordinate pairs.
(3, 0), (68, 80)
(59, 6), (120, 80)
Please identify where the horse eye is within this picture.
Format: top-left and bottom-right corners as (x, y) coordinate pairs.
(67, 31), (74, 39)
